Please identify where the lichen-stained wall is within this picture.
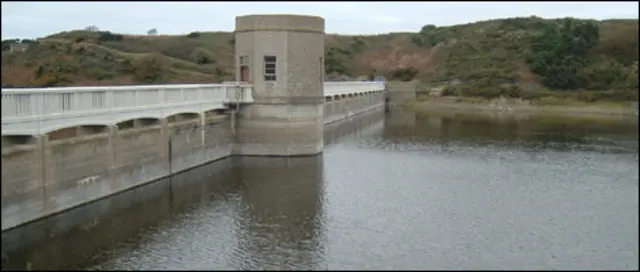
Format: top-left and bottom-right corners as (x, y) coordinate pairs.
(1, 117), (233, 231)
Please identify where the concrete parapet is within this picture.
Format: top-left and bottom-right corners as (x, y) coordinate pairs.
(235, 14), (324, 34)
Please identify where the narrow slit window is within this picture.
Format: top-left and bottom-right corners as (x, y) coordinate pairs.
(264, 55), (277, 81)
(240, 56), (250, 82)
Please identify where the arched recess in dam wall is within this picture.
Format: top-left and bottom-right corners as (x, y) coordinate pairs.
(0, 109), (233, 231)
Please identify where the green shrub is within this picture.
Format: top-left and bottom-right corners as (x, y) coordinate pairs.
(97, 31), (123, 42)
(388, 67), (418, 81)
(186, 32), (200, 38)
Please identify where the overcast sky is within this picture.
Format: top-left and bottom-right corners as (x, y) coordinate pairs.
(2, 1), (638, 39)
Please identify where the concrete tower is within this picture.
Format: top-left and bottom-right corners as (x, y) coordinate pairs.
(233, 14), (325, 156)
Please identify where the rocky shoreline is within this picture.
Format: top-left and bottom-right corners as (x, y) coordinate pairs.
(406, 97), (639, 119)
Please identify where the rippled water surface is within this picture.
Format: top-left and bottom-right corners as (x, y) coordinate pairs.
(2, 108), (638, 270)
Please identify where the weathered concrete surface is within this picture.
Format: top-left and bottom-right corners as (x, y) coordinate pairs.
(233, 104), (324, 156)
(0, 107), (388, 269)
(1, 107), (389, 270)
(1, 91), (385, 231)
(1, 117), (233, 231)
(233, 14), (325, 156)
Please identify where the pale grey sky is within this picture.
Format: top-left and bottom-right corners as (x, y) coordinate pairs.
(1, 1), (638, 39)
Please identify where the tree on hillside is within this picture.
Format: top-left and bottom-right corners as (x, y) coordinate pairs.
(97, 31), (124, 42)
(85, 25), (99, 32)
(147, 28), (158, 35)
(325, 46), (350, 76)
(526, 18), (600, 90)
(1, 39), (20, 51)
(412, 24), (452, 47)
(190, 48), (215, 65)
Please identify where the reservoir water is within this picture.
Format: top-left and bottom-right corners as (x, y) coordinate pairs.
(2, 108), (638, 270)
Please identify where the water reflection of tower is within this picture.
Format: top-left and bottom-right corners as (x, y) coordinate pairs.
(231, 156), (326, 270)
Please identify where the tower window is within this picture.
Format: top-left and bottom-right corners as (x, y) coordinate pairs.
(264, 55), (277, 81)
(239, 55), (249, 66)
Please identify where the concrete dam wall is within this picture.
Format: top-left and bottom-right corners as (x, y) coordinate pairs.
(1, 94), (385, 231)
(324, 92), (385, 125)
(2, 108), (386, 271)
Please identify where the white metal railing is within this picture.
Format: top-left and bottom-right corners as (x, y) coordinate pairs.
(1, 83), (253, 119)
(1, 83), (253, 135)
(1, 81), (384, 135)
(323, 81), (385, 97)
(1, 81), (380, 119)
(2, 82), (384, 119)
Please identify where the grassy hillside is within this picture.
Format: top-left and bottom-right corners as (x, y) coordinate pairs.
(413, 17), (638, 102)
(2, 16), (638, 101)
